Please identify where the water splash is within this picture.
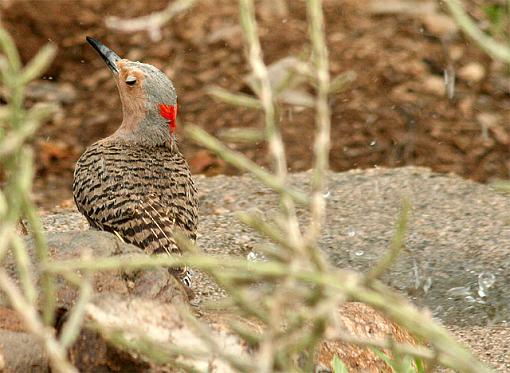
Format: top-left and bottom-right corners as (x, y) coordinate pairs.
(346, 227), (356, 237)
(247, 251), (262, 262)
(477, 272), (495, 298)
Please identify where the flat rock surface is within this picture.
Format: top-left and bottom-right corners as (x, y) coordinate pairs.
(40, 167), (510, 371)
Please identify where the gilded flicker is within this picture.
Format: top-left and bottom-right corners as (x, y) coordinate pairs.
(73, 37), (198, 287)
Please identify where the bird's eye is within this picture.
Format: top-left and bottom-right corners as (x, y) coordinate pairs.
(125, 75), (137, 86)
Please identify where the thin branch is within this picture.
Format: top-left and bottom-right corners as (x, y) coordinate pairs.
(45, 251), (493, 373)
(23, 195), (56, 326)
(305, 0), (332, 251)
(105, 0), (198, 41)
(59, 266), (93, 349)
(238, 0), (303, 249)
(445, 0), (510, 63)
(365, 199), (410, 284)
(10, 234), (37, 304)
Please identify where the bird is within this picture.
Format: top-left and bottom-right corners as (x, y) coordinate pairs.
(73, 37), (198, 288)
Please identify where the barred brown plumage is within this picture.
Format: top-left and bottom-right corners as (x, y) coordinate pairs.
(73, 37), (198, 288)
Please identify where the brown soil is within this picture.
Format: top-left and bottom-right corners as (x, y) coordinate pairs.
(2, 0), (510, 209)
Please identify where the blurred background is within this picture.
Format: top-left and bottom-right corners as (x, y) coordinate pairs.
(1, 0), (509, 209)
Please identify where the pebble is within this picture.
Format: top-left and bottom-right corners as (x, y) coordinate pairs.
(458, 62), (485, 83)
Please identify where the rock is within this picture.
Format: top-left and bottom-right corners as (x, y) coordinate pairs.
(367, 0), (436, 15)
(25, 81), (77, 105)
(319, 303), (415, 372)
(2, 230), (189, 312)
(20, 167), (510, 370)
(39, 168), (510, 328)
(72, 294), (245, 373)
(0, 330), (48, 372)
(70, 295), (413, 372)
(0, 308), (48, 373)
(458, 63), (485, 83)
(422, 75), (445, 96)
(422, 13), (458, 36)
(0, 307), (25, 333)
(1, 231), (189, 372)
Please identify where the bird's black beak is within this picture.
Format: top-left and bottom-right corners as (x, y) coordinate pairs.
(86, 36), (122, 74)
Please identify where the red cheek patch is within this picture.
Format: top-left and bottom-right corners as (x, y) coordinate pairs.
(158, 103), (178, 134)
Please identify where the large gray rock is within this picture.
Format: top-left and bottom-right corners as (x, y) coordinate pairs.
(5, 166), (509, 371)
(2, 230), (189, 310)
(40, 167), (510, 328)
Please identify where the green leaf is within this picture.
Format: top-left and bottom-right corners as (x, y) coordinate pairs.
(206, 86), (262, 109)
(331, 354), (349, 373)
(400, 355), (415, 373)
(484, 5), (504, 26)
(0, 28), (22, 73)
(328, 70), (357, 94)
(414, 357), (426, 373)
(371, 347), (394, 368)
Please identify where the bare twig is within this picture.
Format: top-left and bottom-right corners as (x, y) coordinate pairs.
(59, 265), (93, 349)
(445, 0), (510, 63)
(43, 252), (492, 373)
(105, 0), (198, 41)
(365, 199), (410, 284)
(238, 0), (303, 251)
(207, 86), (262, 109)
(305, 0), (332, 250)
(10, 234), (37, 304)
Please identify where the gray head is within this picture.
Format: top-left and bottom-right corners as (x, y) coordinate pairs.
(86, 37), (178, 146)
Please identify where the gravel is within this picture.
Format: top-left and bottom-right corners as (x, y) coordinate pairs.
(41, 166), (510, 371)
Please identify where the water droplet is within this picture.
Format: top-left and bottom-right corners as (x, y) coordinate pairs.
(369, 140), (376, 146)
(247, 251), (267, 262)
(447, 286), (471, 296)
(477, 272), (495, 297)
(323, 191), (330, 199)
(347, 227), (356, 237)
(354, 250), (364, 256)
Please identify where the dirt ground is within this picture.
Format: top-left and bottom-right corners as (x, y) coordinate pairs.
(2, 0), (510, 209)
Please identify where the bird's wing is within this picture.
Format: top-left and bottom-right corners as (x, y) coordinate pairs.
(73, 143), (198, 281)
(131, 193), (182, 256)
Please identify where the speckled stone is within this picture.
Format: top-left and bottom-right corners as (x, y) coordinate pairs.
(40, 167), (510, 371)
